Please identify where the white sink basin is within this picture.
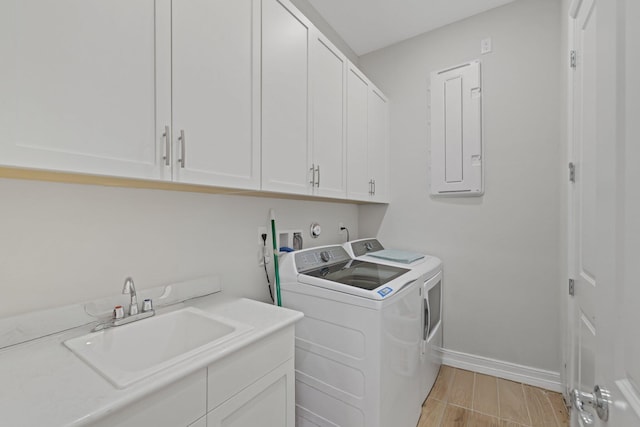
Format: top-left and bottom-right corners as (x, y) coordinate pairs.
(64, 307), (252, 388)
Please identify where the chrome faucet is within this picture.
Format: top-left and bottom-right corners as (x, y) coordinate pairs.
(91, 277), (155, 331)
(122, 277), (139, 316)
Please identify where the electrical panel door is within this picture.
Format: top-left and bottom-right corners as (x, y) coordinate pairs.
(430, 61), (483, 196)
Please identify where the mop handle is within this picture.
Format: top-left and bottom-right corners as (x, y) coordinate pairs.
(270, 210), (282, 306)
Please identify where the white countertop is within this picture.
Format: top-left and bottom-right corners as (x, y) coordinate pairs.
(0, 294), (302, 427)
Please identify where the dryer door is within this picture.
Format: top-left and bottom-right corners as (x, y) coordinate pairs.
(380, 278), (422, 427)
(421, 270), (443, 402)
(425, 271), (443, 344)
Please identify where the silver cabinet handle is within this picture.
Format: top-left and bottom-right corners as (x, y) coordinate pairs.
(178, 130), (186, 168)
(368, 179), (374, 195)
(310, 164), (316, 186)
(372, 178), (376, 195)
(162, 126), (170, 166)
(315, 165), (320, 188)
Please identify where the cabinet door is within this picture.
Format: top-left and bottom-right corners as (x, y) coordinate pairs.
(172, 0), (260, 189)
(0, 0), (169, 180)
(346, 66), (371, 200)
(367, 87), (389, 202)
(207, 359), (295, 427)
(310, 31), (347, 198)
(92, 369), (207, 427)
(261, 0), (312, 195)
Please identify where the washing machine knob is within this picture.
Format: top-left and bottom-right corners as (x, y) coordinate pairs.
(320, 251), (330, 262)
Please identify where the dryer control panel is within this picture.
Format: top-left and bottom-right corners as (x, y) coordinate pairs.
(350, 238), (385, 257)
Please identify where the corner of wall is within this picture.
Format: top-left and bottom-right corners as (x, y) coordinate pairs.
(287, 0), (359, 65)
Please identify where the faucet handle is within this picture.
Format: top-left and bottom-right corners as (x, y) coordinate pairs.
(113, 305), (125, 320)
(142, 299), (153, 313)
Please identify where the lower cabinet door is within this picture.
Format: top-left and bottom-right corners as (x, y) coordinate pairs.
(207, 359), (294, 427)
(92, 369), (207, 427)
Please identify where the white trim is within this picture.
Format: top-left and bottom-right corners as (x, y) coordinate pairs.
(440, 348), (563, 392)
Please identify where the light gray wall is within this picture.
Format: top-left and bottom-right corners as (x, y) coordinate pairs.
(289, 0), (359, 64)
(358, 0), (563, 372)
(0, 178), (357, 318)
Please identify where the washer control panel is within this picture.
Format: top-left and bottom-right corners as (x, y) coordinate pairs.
(295, 246), (351, 273)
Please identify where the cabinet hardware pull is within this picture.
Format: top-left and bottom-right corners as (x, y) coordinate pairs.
(315, 165), (320, 188)
(310, 164), (316, 186)
(178, 130), (186, 168)
(162, 126), (170, 166)
(372, 179), (376, 195)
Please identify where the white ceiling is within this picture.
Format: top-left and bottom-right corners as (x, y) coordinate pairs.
(307, 0), (517, 56)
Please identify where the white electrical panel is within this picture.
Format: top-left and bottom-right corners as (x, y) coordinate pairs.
(429, 61), (483, 196)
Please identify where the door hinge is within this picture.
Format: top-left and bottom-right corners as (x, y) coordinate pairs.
(569, 278), (575, 296)
(569, 162), (576, 183)
(570, 50), (577, 69)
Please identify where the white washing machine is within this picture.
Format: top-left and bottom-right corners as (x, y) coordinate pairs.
(279, 245), (423, 427)
(343, 238), (443, 404)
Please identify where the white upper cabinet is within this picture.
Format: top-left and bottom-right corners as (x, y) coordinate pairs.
(346, 66), (371, 200)
(346, 64), (389, 202)
(171, 0), (260, 189)
(367, 87), (389, 202)
(0, 0), (260, 190)
(1, 0), (388, 202)
(261, 0), (312, 195)
(310, 31), (347, 198)
(0, 0), (165, 180)
(262, 5), (348, 199)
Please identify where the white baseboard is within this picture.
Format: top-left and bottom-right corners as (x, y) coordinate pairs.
(440, 348), (563, 393)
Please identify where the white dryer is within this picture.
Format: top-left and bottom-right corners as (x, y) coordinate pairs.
(343, 238), (443, 404)
(279, 245), (423, 427)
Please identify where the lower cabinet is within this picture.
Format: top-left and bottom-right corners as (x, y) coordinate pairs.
(207, 359), (294, 426)
(93, 326), (295, 427)
(92, 369), (208, 427)
(206, 326), (296, 427)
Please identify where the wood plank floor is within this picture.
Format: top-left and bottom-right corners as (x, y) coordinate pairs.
(418, 366), (570, 427)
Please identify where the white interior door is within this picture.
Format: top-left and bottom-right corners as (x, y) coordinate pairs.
(602, 0), (640, 425)
(568, 0), (597, 421)
(568, 0), (640, 425)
